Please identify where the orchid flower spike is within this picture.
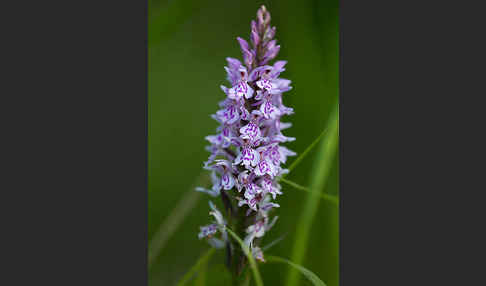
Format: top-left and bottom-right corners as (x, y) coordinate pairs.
(196, 5), (295, 266)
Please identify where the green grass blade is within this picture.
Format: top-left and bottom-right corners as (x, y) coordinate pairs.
(226, 228), (264, 286)
(283, 127), (328, 178)
(148, 172), (209, 267)
(194, 252), (208, 286)
(176, 248), (215, 286)
(262, 233), (288, 251)
(266, 256), (326, 286)
(285, 106), (339, 286)
(279, 178), (338, 206)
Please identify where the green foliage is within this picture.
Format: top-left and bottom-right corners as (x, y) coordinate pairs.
(148, 173), (209, 267)
(226, 228), (264, 286)
(176, 248), (215, 286)
(266, 255), (327, 286)
(279, 178), (338, 205)
(200, 264), (233, 285)
(283, 127), (328, 176)
(285, 106), (339, 286)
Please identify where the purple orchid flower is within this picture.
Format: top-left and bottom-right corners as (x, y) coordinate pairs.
(197, 5), (296, 265)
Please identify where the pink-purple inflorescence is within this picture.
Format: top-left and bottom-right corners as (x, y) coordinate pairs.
(197, 5), (295, 264)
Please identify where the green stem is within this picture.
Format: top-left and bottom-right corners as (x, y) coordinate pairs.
(226, 228), (264, 286)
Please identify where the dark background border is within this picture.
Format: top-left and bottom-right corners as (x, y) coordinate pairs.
(2, 0), (147, 284)
(2, 0), (484, 284)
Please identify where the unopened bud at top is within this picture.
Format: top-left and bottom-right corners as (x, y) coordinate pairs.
(257, 5), (271, 29)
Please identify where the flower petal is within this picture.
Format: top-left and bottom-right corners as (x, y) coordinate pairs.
(198, 224), (218, 239)
(195, 187), (220, 197)
(208, 237), (226, 249)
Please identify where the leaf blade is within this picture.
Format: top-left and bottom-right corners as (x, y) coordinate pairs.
(279, 178), (338, 205)
(176, 248), (216, 286)
(267, 255), (327, 286)
(283, 127), (328, 177)
(285, 105), (339, 286)
(148, 172), (209, 267)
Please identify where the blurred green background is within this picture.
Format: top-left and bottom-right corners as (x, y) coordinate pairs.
(148, 0), (339, 285)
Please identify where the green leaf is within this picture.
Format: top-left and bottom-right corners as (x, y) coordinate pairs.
(148, 172), (210, 267)
(193, 255), (208, 286)
(226, 228), (264, 286)
(203, 264), (232, 286)
(262, 233), (288, 251)
(279, 178), (338, 206)
(266, 256), (327, 286)
(176, 248), (216, 286)
(282, 127), (328, 177)
(286, 105), (339, 286)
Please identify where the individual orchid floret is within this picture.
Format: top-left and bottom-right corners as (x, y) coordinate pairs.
(198, 224), (217, 239)
(260, 99), (280, 119)
(254, 159), (277, 177)
(237, 194), (260, 212)
(195, 171), (222, 197)
(198, 201), (228, 249)
(235, 170), (251, 193)
(240, 121), (262, 145)
(244, 183), (263, 201)
(209, 200), (226, 226)
(244, 214), (279, 247)
(228, 73), (254, 101)
(225, 57), (243, 85)
(259, 175), (283, 199)
(252, 246), (265, 262)
(234, 146), (260, 169)
(216, 104), (239, 125)
(206, 160), (236, 190)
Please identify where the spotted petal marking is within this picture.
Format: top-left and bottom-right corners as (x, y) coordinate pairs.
(221, 172), (235, 190)
(240, 122), (261, 144)
(260, 100), (280, 119)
